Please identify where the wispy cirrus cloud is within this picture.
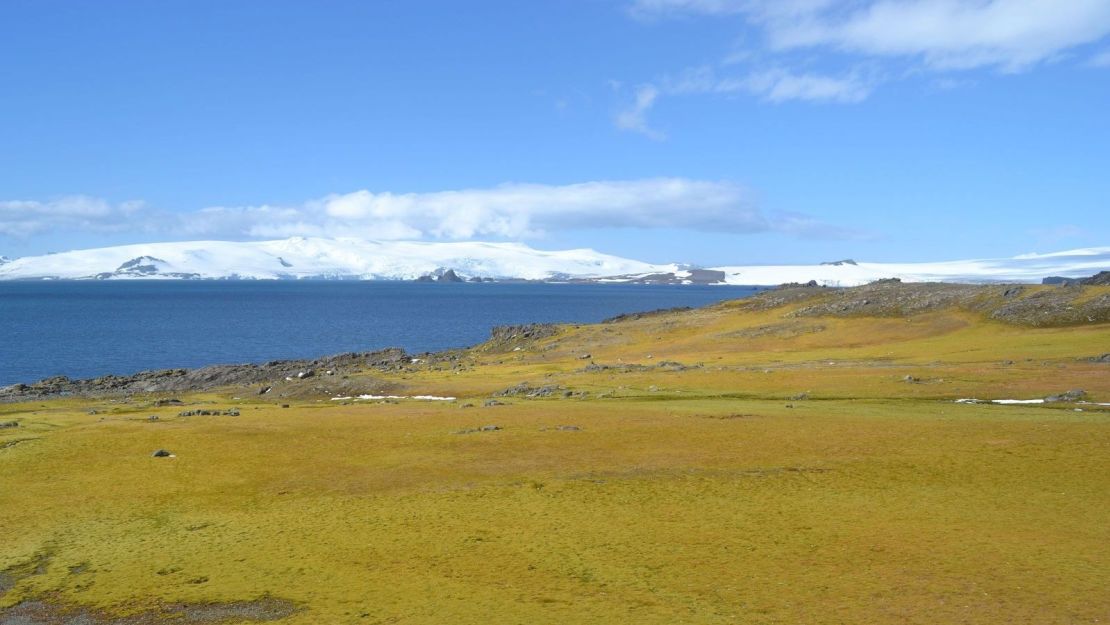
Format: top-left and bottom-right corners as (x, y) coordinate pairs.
(0, 179), (861, 246)
(616, 1), (1110, 135)
(632, 0), (1110, 73)
(614, 85), (666, 139)
(664, 65), (875, 103)
(615, 64), (873, 138)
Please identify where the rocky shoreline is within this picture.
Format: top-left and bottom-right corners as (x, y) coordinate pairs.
(0, 348), (412, 402)
(3, 279), (1107, 402)
(0, 322), (562, 402)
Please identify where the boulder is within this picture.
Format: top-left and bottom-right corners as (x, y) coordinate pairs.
(1045, 389), (1086, 402)
(151, 449), (172, 458)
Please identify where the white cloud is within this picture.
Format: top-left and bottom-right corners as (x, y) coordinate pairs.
(0, 180), (856, 243)
(615, 65), (869, 135)
(617, 1), (1110, 134)
(668, 65), (873, 102)
(746, 69), (873, 102)
(633, 0), (1110, 72)
(773, 0), (1110, 72)
(614, 85), (666, 139)
(0, 196), (150, 237)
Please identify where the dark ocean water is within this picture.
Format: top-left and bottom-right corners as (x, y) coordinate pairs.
(0, 281), (760, 386)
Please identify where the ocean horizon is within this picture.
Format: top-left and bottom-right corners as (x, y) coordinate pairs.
(0, 281), (760, 386)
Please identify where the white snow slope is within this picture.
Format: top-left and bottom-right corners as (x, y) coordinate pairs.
(714, 247), (1110, 286)
(0, 238), (1105, 285)
(0, 238), (675, 281)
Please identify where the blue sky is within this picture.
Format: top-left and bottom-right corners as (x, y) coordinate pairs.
(1, 0), (1108, 265)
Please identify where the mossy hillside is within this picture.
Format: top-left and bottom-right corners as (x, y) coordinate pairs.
(1, 285), (1108, 624)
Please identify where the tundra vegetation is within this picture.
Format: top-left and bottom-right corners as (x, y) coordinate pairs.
(1, 282), (1108, 624)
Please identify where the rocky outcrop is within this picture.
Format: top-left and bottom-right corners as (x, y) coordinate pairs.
(416, 268), (466, 282)
(0, 348), (410, 400)
(1081, 271), (1110, 286)
(758, 281), (1110, 327)
(93, 255), (202, 280)
(603, 306), (693, 324)
(494, 383), (563, 398)
(1043, 271), (1110, 286)
(437, 269), (463, 282)
(484, 323), (558, 350)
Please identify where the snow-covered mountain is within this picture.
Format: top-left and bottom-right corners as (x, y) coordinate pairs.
(712, 247), (1110, 286)
(0, 238), (1105, 285)
(0, 238), (676, 281)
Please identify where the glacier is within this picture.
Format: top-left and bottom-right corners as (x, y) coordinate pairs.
(0, 237), (1106, 285)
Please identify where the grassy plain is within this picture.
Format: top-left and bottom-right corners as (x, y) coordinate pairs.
(2, 284), (1108, 624)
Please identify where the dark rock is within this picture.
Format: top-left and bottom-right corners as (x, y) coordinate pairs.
(820, 259), (858, 266)
(494, 383), (562, 398)
(1002, 286), (1024, 298)
(603, 306), (693, 324)
(115, 255), (167, 276)
(487, 323), (558, 348)
(0, 420), (18, 429)
(258, 386), (272, 395)
(1085, 353), (1110, 363)
(1045, 389), (1087, 402)
(437, 269), (463, 282)
(153, 398), (183, 406)
(578, 354), (592, 360)
(483, 399), (504, 407)
(147, 415), (159, 421)
(296, 370), (314, 379)
(1044, 272), (1110, 286)
(151, 449), (172, 457)
(1080, 271), (1110, 286)
(479, 425), (501, 432)
(555, 425), (581, 431)
(0, 348), (408, 401)
(178, 409), (240, 417)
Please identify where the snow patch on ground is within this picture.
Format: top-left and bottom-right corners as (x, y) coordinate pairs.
(331, 394), (456, 401)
